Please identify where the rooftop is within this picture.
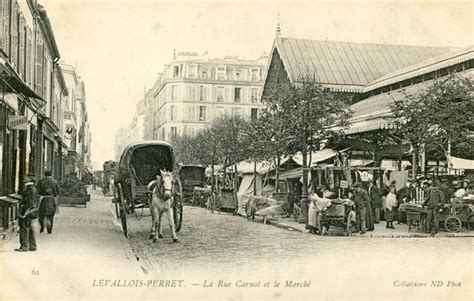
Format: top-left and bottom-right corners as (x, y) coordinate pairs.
(274, 37), (456, 92)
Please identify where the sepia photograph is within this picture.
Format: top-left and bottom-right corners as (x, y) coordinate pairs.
(0, 0), (473, 300)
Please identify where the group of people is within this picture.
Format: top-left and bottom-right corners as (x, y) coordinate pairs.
(307, 175), (473, 235)
(15, 171), (60, 252)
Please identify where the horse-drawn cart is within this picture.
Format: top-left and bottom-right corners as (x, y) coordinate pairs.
(114, 141), (183, 237)
(180, 165), (206, 203)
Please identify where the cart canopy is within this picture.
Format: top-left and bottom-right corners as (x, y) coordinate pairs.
(116, 141), (175, 186)
(180, 165), (206, 186)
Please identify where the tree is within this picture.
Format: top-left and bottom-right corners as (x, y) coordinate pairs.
(262, 80), (352, 223)
(170, 134), (201, 165)
(390, 76), (474, 175)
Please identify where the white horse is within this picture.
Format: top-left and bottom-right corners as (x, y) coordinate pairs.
(148, 170), (179, 243)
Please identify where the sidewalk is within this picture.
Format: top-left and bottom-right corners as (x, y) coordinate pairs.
(257, 215), (474, 238)
(0, 189), (144, 300)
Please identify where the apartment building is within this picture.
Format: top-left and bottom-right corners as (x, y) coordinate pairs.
(152, 52), (267, 141)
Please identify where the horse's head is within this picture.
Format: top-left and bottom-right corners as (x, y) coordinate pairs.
(160, 169), (175, 200)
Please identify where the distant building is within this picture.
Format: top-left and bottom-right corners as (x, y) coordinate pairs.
(61, 64), (92, 177)
(151, 51), (267, 141)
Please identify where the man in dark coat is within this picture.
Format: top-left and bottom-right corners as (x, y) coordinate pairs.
(37, 170), (60, 234)
(423, 182), (445, 235)
(16, 175), (38, 252)
(352, 182), (371, 234)
(368, 180), (383, 224)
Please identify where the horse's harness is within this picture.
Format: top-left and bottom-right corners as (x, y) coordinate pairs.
(153, 176), (175, 200)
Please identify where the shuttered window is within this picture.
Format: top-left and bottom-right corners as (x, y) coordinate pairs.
(199, 86), (207, 101)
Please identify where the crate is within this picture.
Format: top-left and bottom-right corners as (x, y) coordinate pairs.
(325, 203), (345, 217)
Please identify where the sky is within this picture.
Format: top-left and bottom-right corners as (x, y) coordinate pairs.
(40, 0), (473, 170)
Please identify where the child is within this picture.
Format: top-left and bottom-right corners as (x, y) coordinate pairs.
(385, 185), (397, 229)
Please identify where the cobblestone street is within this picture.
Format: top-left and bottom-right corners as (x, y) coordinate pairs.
(124, 198), (473, 274)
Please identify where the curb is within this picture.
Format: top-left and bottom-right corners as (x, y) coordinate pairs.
(265, 220), (474, 238)
(109, 205), (149, 275)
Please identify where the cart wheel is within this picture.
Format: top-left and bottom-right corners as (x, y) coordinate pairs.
(116, 183), (128, 237)
(174, 197), (183, 233)
(467, 215), (474, 230)
(444, 216), (461, 232)
(113, 185), (120, 218)
(346, 214), (352, 236)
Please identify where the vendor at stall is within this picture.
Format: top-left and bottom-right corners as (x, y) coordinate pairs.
(422, 182), (446, 235)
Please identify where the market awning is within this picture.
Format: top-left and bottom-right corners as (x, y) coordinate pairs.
(0, 57), (43, 100)
(449, 156), (474, 170)
(292, 148), (346, 167)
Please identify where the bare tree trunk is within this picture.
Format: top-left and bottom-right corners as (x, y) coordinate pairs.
(411, 143), (418, 179)
(299, 142), (309, 224)
(275, 155), (280, 193)
(253, 161), (257, 196)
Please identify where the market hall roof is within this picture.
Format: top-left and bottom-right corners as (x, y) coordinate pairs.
(271, 37), (455, 92)
(346, 68), (474, 135)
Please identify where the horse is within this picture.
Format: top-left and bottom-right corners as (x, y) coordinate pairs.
(148, 170), (179, 243)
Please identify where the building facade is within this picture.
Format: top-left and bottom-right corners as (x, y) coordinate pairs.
(60, 63), (91, 177)
(0, 0), (71, 233)
(152, 52), (267, 141)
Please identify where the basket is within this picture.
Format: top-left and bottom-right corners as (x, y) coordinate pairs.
(325, 203), (345, 217)
(406, 211), (421, 222)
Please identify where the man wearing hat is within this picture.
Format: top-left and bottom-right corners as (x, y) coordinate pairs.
(37, 170), (60, 234)
(352, 182), (371, 234)
(422, 181), (446, 235)
(15, 175), (38, 252)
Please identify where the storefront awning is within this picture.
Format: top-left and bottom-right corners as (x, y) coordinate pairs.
(0, 57), (43, 100)
(450, 156), (474, 170)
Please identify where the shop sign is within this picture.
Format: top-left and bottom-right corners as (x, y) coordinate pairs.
(43, 124), (56, 141)
(340, 180), (349, 188)
(8, 115), (28, 130)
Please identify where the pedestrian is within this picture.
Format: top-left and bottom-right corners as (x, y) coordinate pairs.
(37, 170), (60, 234)
(385, 185), (397, 229)
(367, 180), (382, 224)
(396, 178), (415, 224)
(422, 182), (445, 235)
(352, 182), (371, 234)
(15, 175), (38, 252)
(307, 186), (331, 234)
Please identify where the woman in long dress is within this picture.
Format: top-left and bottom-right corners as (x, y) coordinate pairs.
(385, 185), (397, 229)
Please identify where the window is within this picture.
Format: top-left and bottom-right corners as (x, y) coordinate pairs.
(251, 108), (258, 121)
(199, 86), (206, 101)
(251, 88), (259, 103)
(171, 85), (178, 101)
(216, 87), (224, 102)
(201, 69), (208, 79)
(215, 106), (225, 119)
(171, 127), (177, 139)
(173, 66), (180, 78)
(217, 67), (226, 80)
(251, 68), (259, 81)
(187, 86), (196, 101)
(235, 69), (242, 80)
(199, 106), (207, 121)
(188, 65), (197, 78)
(234, 87), (241, 102)
(170, 105), (175, 120)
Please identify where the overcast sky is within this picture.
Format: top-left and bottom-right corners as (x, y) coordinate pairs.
(41, 0), (473, 170)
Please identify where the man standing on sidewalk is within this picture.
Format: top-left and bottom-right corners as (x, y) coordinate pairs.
(37, 170), (60, 234)
(15, 175), (38, 252)
(423, 181), (445, 235)
(368, 180), (383, 224)
(352, 182), (371, 234)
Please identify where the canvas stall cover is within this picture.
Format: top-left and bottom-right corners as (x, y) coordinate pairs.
(237, 174), (262, 215)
